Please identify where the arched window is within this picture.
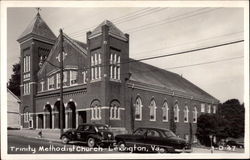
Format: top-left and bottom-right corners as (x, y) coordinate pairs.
(174, 103), (179, 122)
(213, 105), (216, 114)
(162, 101), (169, 122)
(90, 100), (101, 120)
(149, 99), (157, 121)
(193, 106), (197, 123)
(207, 104), (211, 113)
(184, 105), (189, 123)
(110, 100), (120, 120)
(135, 97), (143, 121)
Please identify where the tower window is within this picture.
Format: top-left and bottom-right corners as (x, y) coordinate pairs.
(110, 53), (120, 81)
(91, 53), (101, 81)
(23, 55), (30, 73)
(23, 82), (30, 95)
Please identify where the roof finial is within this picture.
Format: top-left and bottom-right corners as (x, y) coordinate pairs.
(36, 7), (41, 16)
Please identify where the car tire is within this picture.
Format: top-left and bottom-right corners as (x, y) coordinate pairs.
(61, 136), (69, 144)
(87, 137), (96, 148)
(117, 141), (126, 152)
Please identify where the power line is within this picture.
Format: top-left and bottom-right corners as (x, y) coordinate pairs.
(117, 56), (244, 77)
(126, 8), (219, 33)
(73, 39), (244, 71)
(132, 31), (243, 59)
(166, 56), (243, 70)
(70, 7), (213, 39)
(68, 8), (163, 37)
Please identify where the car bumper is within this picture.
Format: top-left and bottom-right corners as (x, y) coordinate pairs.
(174, 148), (192, 153)
(100, 139), (116, 143)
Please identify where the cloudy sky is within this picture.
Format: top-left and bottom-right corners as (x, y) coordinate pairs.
(7, 6), (244, 103)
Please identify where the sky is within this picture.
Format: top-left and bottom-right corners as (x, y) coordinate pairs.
(7, 7), (244, 103)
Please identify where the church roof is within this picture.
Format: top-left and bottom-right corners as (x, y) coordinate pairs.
(18, 13), (56, 41)
(129, 59), (218, 102)
(89, 20), (128, 40)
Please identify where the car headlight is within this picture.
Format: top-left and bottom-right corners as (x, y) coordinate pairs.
(108, 134), (112, 138)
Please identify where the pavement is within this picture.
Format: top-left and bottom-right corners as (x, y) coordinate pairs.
(8, 129), (62, 143)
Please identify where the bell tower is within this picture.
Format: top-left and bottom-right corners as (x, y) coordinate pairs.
(17, 10), (56, 128)
(86, 20), (129, 128)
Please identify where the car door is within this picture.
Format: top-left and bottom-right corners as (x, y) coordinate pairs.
(80, 125), (96, 142)
(128, 128), (147, 148)
(75, 125), (85, 141)
(144, 129), (164, 151)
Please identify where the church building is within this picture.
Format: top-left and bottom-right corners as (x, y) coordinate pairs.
(17, 12), (219, 142)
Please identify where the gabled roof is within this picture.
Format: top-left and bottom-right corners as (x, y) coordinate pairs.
(129, 59), (218, 102)
(89, 20), (128, 40)
(17, 13), (56, 41)
(7, 88), (20, 102)
(37, 33), (87, 76)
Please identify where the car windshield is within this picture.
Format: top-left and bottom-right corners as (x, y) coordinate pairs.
(162, 130), (176, 138)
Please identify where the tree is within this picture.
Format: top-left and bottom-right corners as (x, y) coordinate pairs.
(196, 113), (229, 146)
(218, 99), (245, 138)
(8, 62), (21, 97)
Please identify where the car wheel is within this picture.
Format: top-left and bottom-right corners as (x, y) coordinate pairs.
(62, 136), (69, 144)
(117, 141), (126, 152)
(87, 137), (96, 148)
(158, 147), (167, 153)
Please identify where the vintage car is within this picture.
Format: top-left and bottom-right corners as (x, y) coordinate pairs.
(60, 123), (115, 147)
(115, 127), (192, 153)
(226, 140), (244, 148)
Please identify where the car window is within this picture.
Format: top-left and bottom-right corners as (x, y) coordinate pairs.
(146, 130), (161, 137)
(162, 130), (176, 138)
(133, 128), (147, 136)
(83, 125), (90, 131)
(96, 125), (108, 130)
(77, 125), (84, 131)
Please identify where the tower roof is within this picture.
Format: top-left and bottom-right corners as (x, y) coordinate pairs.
(17, 13), (56, 42)
(89, 20), (128, 40)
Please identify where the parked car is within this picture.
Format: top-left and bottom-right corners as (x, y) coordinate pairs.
(226, 140), (244, 148)
(115, 127), (192, 153)
(60, 123), (115, 147)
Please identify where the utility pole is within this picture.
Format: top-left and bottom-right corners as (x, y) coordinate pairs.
(59, 29), (64, 136)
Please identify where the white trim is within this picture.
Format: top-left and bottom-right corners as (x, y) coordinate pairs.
(109, 32), (128, 42)
(43, 114), (46, 129)
(88, 33), (102, 39)
(52, 113), (55, 129)
(65, 112), (68, 129)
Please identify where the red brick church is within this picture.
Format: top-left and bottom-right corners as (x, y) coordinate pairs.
(17, 12), (219, 142)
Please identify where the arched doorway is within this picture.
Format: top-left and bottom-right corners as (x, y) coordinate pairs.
(67, 102), (76, 128)
(54, 101), (65, 129)
(44, 104), (52, 129)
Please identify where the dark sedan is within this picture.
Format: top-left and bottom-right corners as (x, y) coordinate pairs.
(115, 127), (192, 153)
(60, 123), (115, 148)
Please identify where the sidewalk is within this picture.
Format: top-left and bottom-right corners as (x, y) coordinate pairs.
(8, 129), (62, 142)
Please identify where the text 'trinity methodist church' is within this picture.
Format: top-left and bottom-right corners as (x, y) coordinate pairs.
(17, 11), (219, 142)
